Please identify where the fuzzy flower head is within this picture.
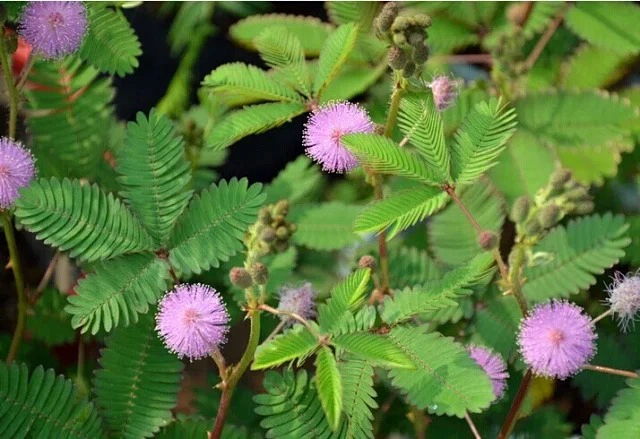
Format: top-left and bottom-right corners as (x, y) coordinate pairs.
(277, 282), (317, 323)
(605, 271), (640, 331)
(303, 101), (375, 173)
(428, 75), (457, 111)
(19, 1), (88, 59)
(468, 345), (509, 401)
(156, 283), (230, 361)
(0, 137), (36, 209)
(518, 300), (596, 380)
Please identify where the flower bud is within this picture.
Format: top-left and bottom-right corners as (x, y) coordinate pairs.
(275, 226), (289, 240)
(288, 223), (297, 234)
(275, 199), (289, 216)
(392, 31), (407, 47)
(408, 31), (425, 48)
(387, 46), (408, 70)
(478, 230), (499, 250)
(537, 204), (561, 229)
(375, 2), (399, 33)
(550, 168), (572, 190)
(358, 255), (377, 270)
(524, 217), (542, 235)
(412, 43), (429, 64)
(429, 75), (457, 111)
(564, 186), (590, 202)
(510, 196), (531, 224)
(258, 209), (272, 225)
(573, 201), (594, 215)
(249, 262), (269, 285)
(260, 227), (276, 243)
(229, 267), (253, 289)
(402, 61), (416, 77)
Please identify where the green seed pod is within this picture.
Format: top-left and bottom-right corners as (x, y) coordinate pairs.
(538, 204), (561, 229)
(524, 217), (542, 235)
(510, 196), (531, 224)
(249, 262), (269, 285)
(478, 231), (499, 250)
(412, 43), (429, 64)
(229, 267), (253, 289)
(388, 46), (408, 70)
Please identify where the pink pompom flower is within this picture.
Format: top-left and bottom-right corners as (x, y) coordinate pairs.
(19, 1), (88, 59)
(518, 300), (596, 380)
(277, 282), (317, 323)
(156, 283), (230, 361)
(428, 75), (457, 111)
(468, 345), (509, 400)
(605, 271), (640, 331)
(303, 101), (375, 173)
(0, 137), (36, 209)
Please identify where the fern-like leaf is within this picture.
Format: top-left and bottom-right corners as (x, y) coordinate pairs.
(207, 102), (306, 150)
(94, 312), (183, 438)
(389, 246), (442, 288)
(14, 178), (155, 263)
(597, 376), (640, 438)
(79, 5), (142, 76)
(333, 332), (415, 369)
(318, 269), (371, 334)
(340, 356), (377, 439)
(315, 346), (343, 431)
(252, 324), (319, 370)
(388, 325), (495, 416)
(473, 295), (521, 360)
(450, 98), (517, 185)
(66, 253), (172, 334)
(292, 202), (363, 251)
(168, 178), (265, 275)
(117, 109), (193, 245)
(522, 213), (630, 302)
(0, 362), (102, 438)
(313, 23), (359, 97)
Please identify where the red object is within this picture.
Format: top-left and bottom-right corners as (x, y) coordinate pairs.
(12, 36), (32, 78)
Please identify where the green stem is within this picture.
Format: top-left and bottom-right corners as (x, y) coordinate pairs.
(0, 34), (19, 139)
(4, 213), (26, 364)
(584, 364), (639, 379)
(497, 369), (533, 439)
(210, 309), (261, 439)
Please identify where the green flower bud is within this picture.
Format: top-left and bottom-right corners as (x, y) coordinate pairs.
(288, 223), (297, 234)
(260, 227), (276, 243)
(402, 61), (416, 77)
(392, 31), (407, 47)
(524, 217), (542, 235)
(412, 43), (429, 64)
(358, 255), (377, 270)
(478, 230), (499, 250)
(549, 168), (572, 189)
(249, 262), (269, 285)
(387, 46), (408, 70)
(537, 204), (561, 229)
(408, 31), (425, 48)
(275, 199), (289, 216)
(273, 240), (289, 253)
(275, 226), (289, 240)
(258, 209), (272, 225)
(229, 267), (253, 289)
(564, 186), (590, 202)
(573, 201), (594, 215)
(375, 2), (399, 33)
(510, 196), (531, 224)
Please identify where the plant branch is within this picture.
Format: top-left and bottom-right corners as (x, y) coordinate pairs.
(409, 405), (428, 439)
(258, 304), (321, 339)
(31, 251), (60, 301)
(265, 319), (287, 342)
(0, 34), (20, 139)
(592, 308), (613, 325)
(523, 6), (566, 71)
(464, 411), (482, 439)
(584, 364), (639, 379)
(16, 54), (35, 92)
(3, 213), (27, 364)
(498, 369), (533, 439)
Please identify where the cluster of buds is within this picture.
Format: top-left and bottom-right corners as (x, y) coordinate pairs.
(248, 199), (297, 257)
(510, 168), (594, 241)
(374, 2), (431, 78)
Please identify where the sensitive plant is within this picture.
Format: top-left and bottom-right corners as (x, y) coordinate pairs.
(0, 2), (640, 439)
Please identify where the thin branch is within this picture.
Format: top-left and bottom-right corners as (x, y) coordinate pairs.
(0, 32), (19, 139)
(464, 411), (482, 439)
(3, 213), (27, 364)
(591, 309), (613, 325)
(16, 54), (35, 92)
(210, 348), (227, 383)
(265, 319), (287, 342)
(584, 364), (639, 379)
(498, 369), (533, 439)
(34, 251), (60, 297)
(524, 6), (567, 71)
(258, 304), (321, 339)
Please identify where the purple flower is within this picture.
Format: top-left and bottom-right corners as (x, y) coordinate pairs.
(468, 345), (509, 400)
(19, 1), (88, 59)
(605, 272), (640, 331)
(277, 282), (317, 323)
(428, 75), (457, 111)
(0, 137), (36, 209)
(518, 300), (596, 380)
(303, 101), (375, 173)
(156, 283), (230, 361)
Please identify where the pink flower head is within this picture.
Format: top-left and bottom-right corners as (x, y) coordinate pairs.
(303, 101), (375, 173)
(605, 271), (640, 332)
(468, 345), (509, 400)
(19, 1), (88, 59)
(0, 137), (36, 209)
(277, 282), (317, 323)
(428, 75), (457, 111)
(156, 283), (230, 361)
(518, 300), (596, 380)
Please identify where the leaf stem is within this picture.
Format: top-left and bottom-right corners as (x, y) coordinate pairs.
(584, 364), (639, 379)
(0, 33), (20, 139)
(258, 303), (321, 339)
(16, 54), (35, 92)
(497, 369), (533, 439)
(3, 213), (27, 364)
(210, 308), (261, 439)
(265, 319), (287, 342)
(32, 251), (60, 302)
(464, 411), (482, 439)
(523, 6), (567, 71)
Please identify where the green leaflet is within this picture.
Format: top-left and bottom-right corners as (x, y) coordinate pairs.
(94, 312), (183, 438)
(315, 347), (343, 431)
(333, 332), (416, 369)
(522, 213), (630, 302)
(561, 45), (633, 89)
(168, 178), (265, 275)
(252, 324), (319, 370)
(0, 362), (103, 438)
(26, 288), (75, 347)
(340, 356), (377, 439)
(318, 269), (371, 334)
(79, 5), (142, 77)
(388, 247), (442, 288)
(320, 63), (388, 103)
(313, 23), (359, 97)
(597, 377), (640, 438)
(66, 252), (172, 334)
(388, 325), (495, 417)
(207, 102), (307, 150)
(264, 156), (323, 204)
(472, 295), (521, 360)
(117, 109), (193, 245)
(155, 416), (210, 439)
(292, 202), (363, 251)
(326, 2), (380, 30)
(14, 178), (155, 263)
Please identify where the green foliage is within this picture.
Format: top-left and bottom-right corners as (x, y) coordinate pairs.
(388, 246), (442, 287)
(339, 356), (377, 439)
(320, 63), (388, 103)
(66, 253), (172, 334)
(522, 213), (630, 302)
(561, 45), (633, 89)
(93, 312), (183, 438)
(155, 416), (209, 439)
(312, 23), (359, 97)
(0, 362), (102, 438)
(387, 325), (495, 416)
(168, 178), (265, 275)
(265, 156), (323, 204)
(381, 253), (494, 324)
(15, 178), (155, 263)
(325, 2), (380, 30)
(26, 288), (75, 347)
(117, 109), (193, 245)
(252, 324), (318, 370)
(333, 332), (415, 369)
(315, 346), (343, 431)
(318, 269), (371, 334)
(292, 202), (363, 251)
(597, 376), (640, 438)
(473, 295), (521, 360)
(79, 5), (142, 77)
(165, 2), (215, 55)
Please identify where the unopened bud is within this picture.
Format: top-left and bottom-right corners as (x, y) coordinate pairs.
(550, 168), (572, 189)
(524, 217), (542, 235)
(388, 46), (408, 70)
(412, 43), (429, 64)
(275, 199), (289, 216)
(538, 204), (561, 229)
(249, 262), (269, 285)
(506, 3), (530, 26)
(374, 2), (398, 33)
(288, 223), (297, 234)
(408, 31), (425, 48)
(260, 227), (276, 243)
(510, 196), (531, 224)
(258, 209), (272, 225)
(414, 14), (432, 28)
(573, 201), (594, 215)
(358, 255), (377, 270)
(402, 61), (416, 77)
(275, 226), (289, 240)
(478, 231), (498, 250)
(229, 267), (253, 289)
(392, 31), (407, 47)
(564, 186), (590, 202)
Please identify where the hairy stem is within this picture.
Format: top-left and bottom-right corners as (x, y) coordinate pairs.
(498, 369), (533, 439)
(523, 6), (566, 71)
(592, 308), (613, 325)
(0, 34), (19, 139)
(4, 213), (27, 364)
(210, 309), (261, 439)
(464, 411), (482, 439)
(584, 364), (639, 379)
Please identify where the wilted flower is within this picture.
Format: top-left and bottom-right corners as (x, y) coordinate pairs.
(156, 283), (230, 360)
(303, 101), (375, 173)
(0, 137), (36, 209)
(277, 282), (317, 322)
(605, 271), (640, 331)
(428, 75), (457, 111)
(518, 300), (596, 380)
(468, 345), (509, 400)
(19, 1), (88, 59)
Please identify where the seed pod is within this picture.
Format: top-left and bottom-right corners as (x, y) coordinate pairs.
(358, 255), (377, 270)
(510, 196), (531, 224)
(388, 46), (408, 70)
(229, 267), (253, 289)
(249, 262), (269, 285)
(478, 230), (499, 250)
(538, 204), (561, 229)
